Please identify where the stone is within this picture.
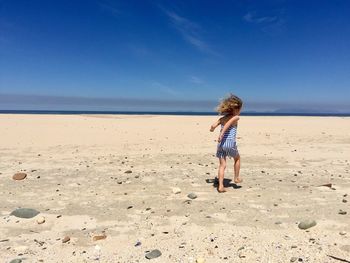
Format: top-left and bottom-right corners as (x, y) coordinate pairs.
(172, 187), (181, 194)
(12, 173), (27, 180)
(298, 220), (317, 230)
(145, 249), (162, 259)
(135, 241), (141, 246)
(187, 193), (197, 199)
(36, 216), (45, 224)
(339, 231), (347, 236)
(93, 235), (107, 241)
(196, 258), (205, 263)
(10, 208), (40, 219)
(338, 210), (347, 215)
(62, 236), (70, 243)
(290, 257), (298, 262)
(10, 259), (22, 263)
(125, 170), (132, 174)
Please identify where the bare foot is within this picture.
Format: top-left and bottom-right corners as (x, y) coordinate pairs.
(234, 177), (243, 183)
(217, 187), (227, 193)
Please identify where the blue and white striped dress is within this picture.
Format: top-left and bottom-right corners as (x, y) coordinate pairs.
(216, 124), (239, 158)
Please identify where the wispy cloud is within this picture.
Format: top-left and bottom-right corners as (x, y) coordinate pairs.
(189, 76), (204, 85)
(151, 82), (179, 96)
(243, 12), (278, 24)
(98, 0), (120, 17)
(163, 9), (217, 55)
(243, 10), (286, 35)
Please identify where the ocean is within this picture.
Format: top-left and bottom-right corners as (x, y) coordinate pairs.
(0, 110), (349, 117)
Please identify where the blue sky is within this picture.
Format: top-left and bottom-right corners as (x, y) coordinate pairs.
(0, 0), (350, 112)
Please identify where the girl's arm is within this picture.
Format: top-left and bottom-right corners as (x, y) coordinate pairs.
(210, 118), (221, 132)
(218, 115), (239, 142)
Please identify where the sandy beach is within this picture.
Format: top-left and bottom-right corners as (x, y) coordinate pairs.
(0, 114), (349, 263)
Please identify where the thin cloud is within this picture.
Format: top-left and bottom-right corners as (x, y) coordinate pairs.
(163, 10), (217, 55)
(190, 76), (204, 85)
(243, 11), (286, 35)
(98, 0), (120, 17)
(151, 82), (179, 96)
(243, 12), (278, 24)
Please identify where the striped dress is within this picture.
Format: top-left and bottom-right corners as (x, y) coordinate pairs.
(216, 124), (239, 158)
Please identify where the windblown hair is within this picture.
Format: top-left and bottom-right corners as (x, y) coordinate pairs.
(216, 93), (243, 115)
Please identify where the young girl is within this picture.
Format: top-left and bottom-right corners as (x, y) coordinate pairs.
(210, 94), (243, 193)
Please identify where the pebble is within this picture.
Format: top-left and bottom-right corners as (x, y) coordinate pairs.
(187, 193), (197, 199)
(12, 173), (27, 180)
(93, 235), (107, 241)
(338, 210), (347, 215)
(135, 241), (142, 247)
(172, 187), (181, 194)
(62, 236), (70, 243)
(10, 259), (22, 263)
(290, 257), (298, 262)
(125, 170), (132, 174)
(339, 231), (347, 236)
(145, 249), (162, 259)
(36, 216), (45, 224)
(196, 258), (205, 263)
(298, 220), (316, 230)
(342, 199), (347, 203)
(10, 208), (40, 219)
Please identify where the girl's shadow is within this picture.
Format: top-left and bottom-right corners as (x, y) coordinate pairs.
(205, 177), (242, 189)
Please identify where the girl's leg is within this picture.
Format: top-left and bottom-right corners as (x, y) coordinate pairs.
(233, 154), (242, 183)
(218, 157), (227, 192)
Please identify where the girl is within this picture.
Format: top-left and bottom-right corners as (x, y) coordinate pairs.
(210, 94), (243, 193)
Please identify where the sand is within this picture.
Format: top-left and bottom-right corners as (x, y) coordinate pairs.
(0, 114), (349, 262)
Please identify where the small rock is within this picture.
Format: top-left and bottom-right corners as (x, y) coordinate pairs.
(342, 199), (347, 203)
(290, 257), (298, 262)
(338, 210), (347, 215)
(10, 259), (22, 263)
(339, 231), (347, 236)
(12, 173), (27, 180)
(187, 193), (197, 199)
(36, 216), (45, 224)
(10, 208), (40, 219)
(125, 170), (132, 174)
(298, 220), (317, 230)
(62, 236), (70, 243)
(196, 258), (205, 263)
(135, 241), (141, 247)
(275, 221), (282, 225)
(172, 187), (181, 194)
(145, 249), (162, 259)
(238, 253), (245, 258)
(93, 235), (106, 241)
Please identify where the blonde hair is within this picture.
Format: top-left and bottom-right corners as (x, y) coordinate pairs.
(216, 93), (243, 115)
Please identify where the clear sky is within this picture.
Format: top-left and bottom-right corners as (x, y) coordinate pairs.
(1, 0), (350, 112)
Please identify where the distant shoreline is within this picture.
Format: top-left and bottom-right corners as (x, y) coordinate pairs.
(0, 110), (349, 117)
